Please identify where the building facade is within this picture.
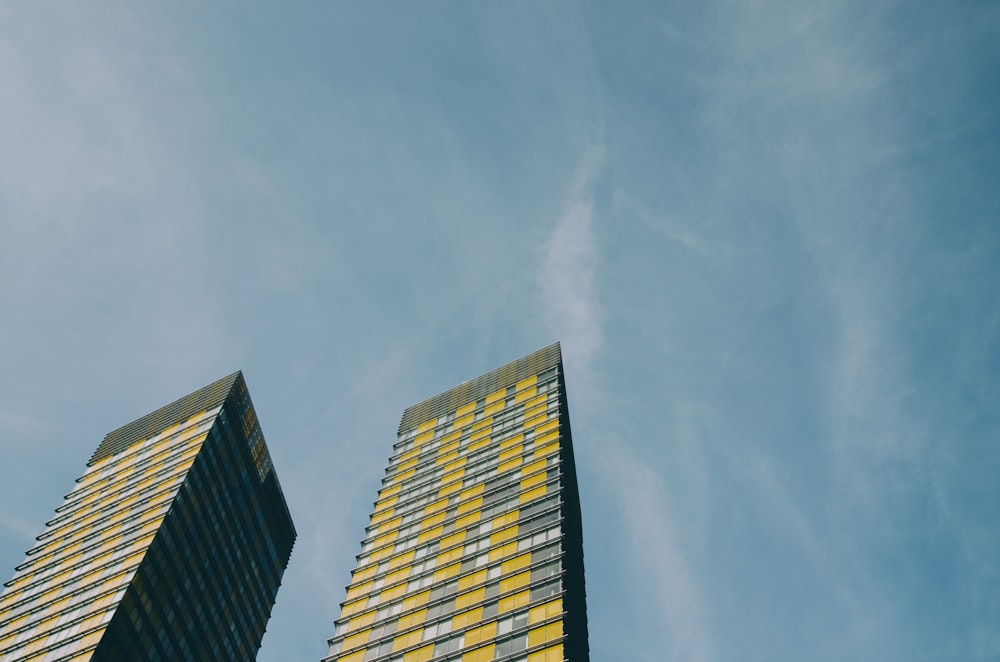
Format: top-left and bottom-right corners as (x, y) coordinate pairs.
(325, 343), (588, 662)
(0, 372), (296, 661)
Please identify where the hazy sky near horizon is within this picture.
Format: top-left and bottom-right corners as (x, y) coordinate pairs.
(2, 2), (999, 660)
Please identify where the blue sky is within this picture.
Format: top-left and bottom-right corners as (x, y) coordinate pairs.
(2, 2), (999, 660)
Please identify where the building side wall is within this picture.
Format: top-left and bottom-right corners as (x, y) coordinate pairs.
(0, 372), (295, 662)
(92, 388), (296, 661)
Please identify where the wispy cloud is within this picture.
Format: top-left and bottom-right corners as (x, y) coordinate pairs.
(538, 146), (604, 380)
(0, 4), (227, 385)
(537, 139), (719, 658)
(601, 441), (715, 662)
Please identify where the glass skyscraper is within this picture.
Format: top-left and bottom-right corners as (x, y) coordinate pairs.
(324, 343), (588, 662)
(0, 372), (295, 661)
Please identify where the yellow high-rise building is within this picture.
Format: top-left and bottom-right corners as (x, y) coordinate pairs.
(0, 372), (295, 661)
(324, 343), (588, 662)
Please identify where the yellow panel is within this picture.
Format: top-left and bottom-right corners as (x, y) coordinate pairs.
(417, 420), (437, 433)
(375, 530), (398, 547)
(432, 562), (460, 582)
(515, 385), (538, 402)
(368, 546), (393, 563)
(523, 458), (547, 476)
(403, 643), (434, 662)
(400, 448), (420, 462)
(462, 643), (496, 662)
(440, 531), (466, 549)
(379, 484), (402, 499)
(437, 546), (464, 565)
(394, 469), (415, 482)
(21, 638), (45, 657)
(453, 413), (474, 429)
(535, 420), (559, 435)
(516, 375), (538, 391)
(526, 392), (548, 407)
(524, 410), (548, 427)
(529, 597), (563, 624)
(414, 430), (435, 445)
(124, 549), (146, 568)
(488, 541), (518, 562)
(439, 481), (462, 497)
(38, 612), (61, 632)
(470, 418), (492, 433)
(484, 402), (505, 416)
(352, 565), (378, 583)
(80, 612), (105, 631)
(374, 496), (398, 513)
(533, 443), (560, 462)
(435, 450), (458, 466)
(456, 401), (477, 417)
(526, 643), (564, 662)
(498, 589), (530, 613)
(371, 509), (395, 525)
(535, 430), (560, 447)
(519, 484), (547, 504)
(501, 552), (531, 575)
(444, 458), (465, 473)
(337, 651), (365, 662)
(349, 611), (376, 630)
(485, 388), (506, 405)
(5, 613), (29, 632)
(339, 599), (367, 618)
(45, 595), (72, 616)
(464, 622), (497, 646)
(451, 605), (483, 630)
(468, 438), (491, 453)
(386, 567), (410, 585)
(499, 571), (530, 594)
(454, 587), (485, 610)
(402, 590), (431, 611)
(100, 573), (126, 594)
(499, 434), (524, 450)
(489, 526), (517, 546)
(342, 629), (370, 651)
(469, 426), (492, 442)
(423, 498), (448, 516)
(458, 568), (487, 590)
(50, 568), (72, 585)
(383, 516), (404, 531)
(521, 472), (547, 491)
(381, 583), (407, 601)
(443, 468), (464, 484)
(527, 621), (563, 648)
(388, 550), (416, 570)
(498, 446), (521, 462)
(456, 511), (480, 529)
(492, 511), (519, 528)
(457, 494), (483, 515)
(397, 607), (427, 630)
(499, 457), (521, 473)
(417, 526), (443, 543)
(468, 437), (493, 453)
(81, 565), (104, 584)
